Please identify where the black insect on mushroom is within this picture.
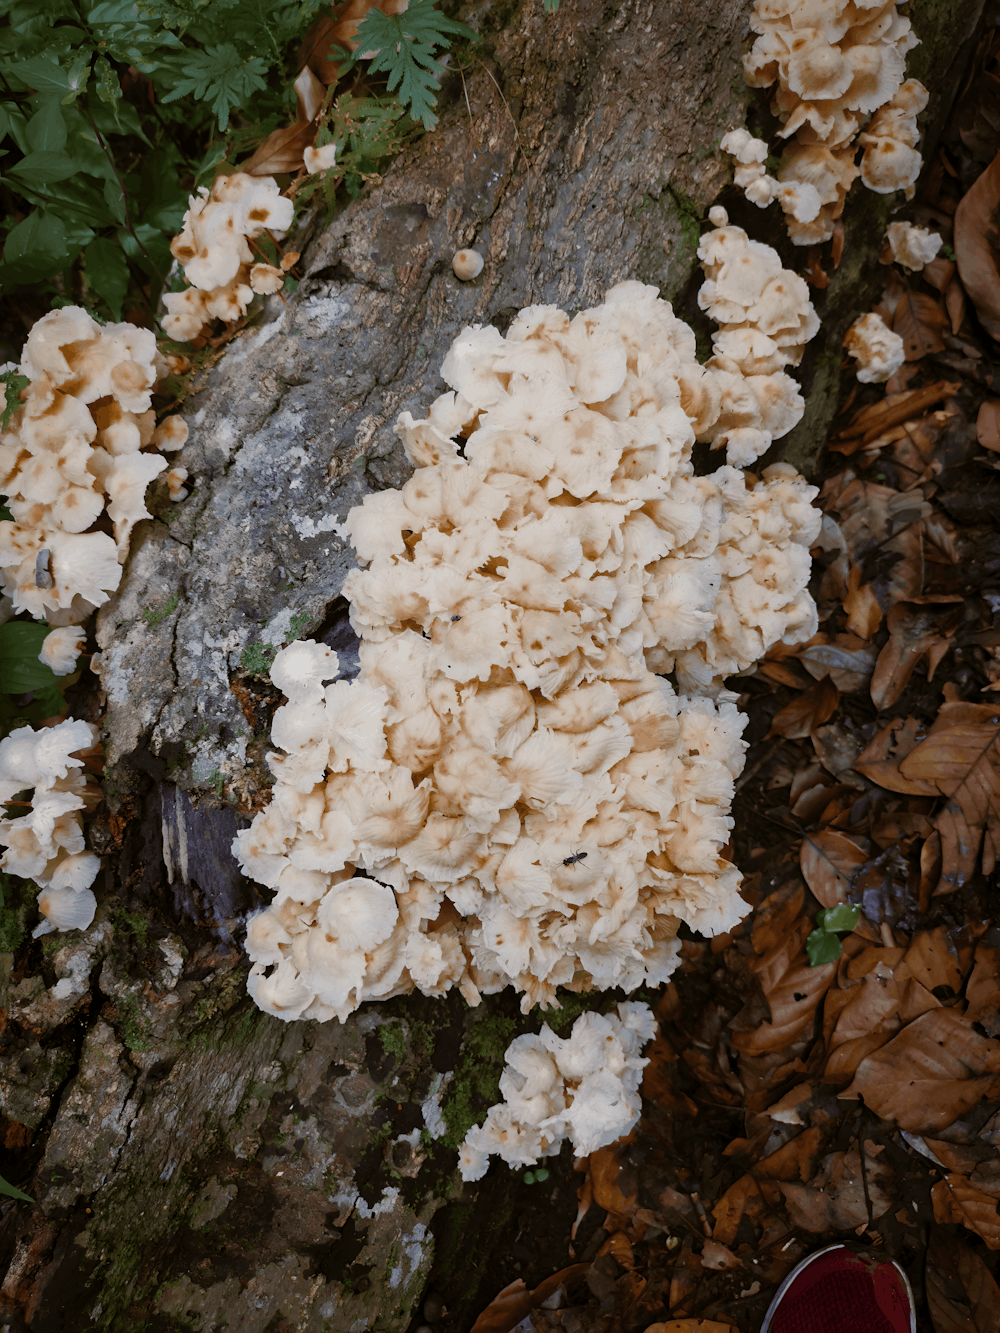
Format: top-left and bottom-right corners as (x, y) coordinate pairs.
(562, 851), (587, 867)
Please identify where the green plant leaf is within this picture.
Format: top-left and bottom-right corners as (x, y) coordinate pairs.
(817, 902), (862, 934)
(0, 209), (70, 283)
(0, 622), (62, 694)
(7, 147), (79, 182)
(102, 175), (127, 223)
(4, 55), (71, 97)
(84, 235), (129, 317)
(350, 0), (476, 131)
(159, 43), (268, 130)
(806, 928), (843, 967)
(0, 1173), (34, 1204)
(1, 370), (29, 430)
(25, 97), (68, 152)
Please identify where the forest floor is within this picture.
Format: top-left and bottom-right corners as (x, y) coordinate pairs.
(434, 23), (1000, 1333)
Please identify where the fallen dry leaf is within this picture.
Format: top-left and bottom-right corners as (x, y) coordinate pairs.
(710, 1174), (769, 1246)
(966, 934), (1000, 1037)
(843, 564), (883, 639)
(699, 1239), (742, 1270)
(797, 633), (879, 693)
(241, 65), (326, 176)
(767, 675), (839, 740)
(854, 715), (938, 796)
(842, 1007), (1000, 1132)
(800, 830), (867, 908)
(976, 400), (1000, 452)
(893, 288), (948, 360)
(931, 1174), (1000, 1250)
(898, 701), (1000, 890)
(833, 381), (961, 445)
(902, 927), (963, 995)
(954, 148), (1000, 341)
(926, 1226), (1000, 1333)
(779, 1141), (893, 1232)
(470, 1263), (591, 1333)
(300, 0), (410, 84)
(869, 603), (961, 712)
(731, 921), (837, 1057)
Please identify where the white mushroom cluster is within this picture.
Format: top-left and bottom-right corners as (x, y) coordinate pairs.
(729, 0), (927, 243)
(233, 264), (821, 1023)
(883, 220), (942, 273)
(0, 718), (101, 938)
(458, 1001), (657, 1180)
(0, 308), (188, 666)
(843, 311), (905, 384)
(161, 173), (294, 343)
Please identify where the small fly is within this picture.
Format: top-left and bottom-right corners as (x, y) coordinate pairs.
(562, 852), (588, 867)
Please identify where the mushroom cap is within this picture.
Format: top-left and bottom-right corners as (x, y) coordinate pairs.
(452, 249), (485, 281)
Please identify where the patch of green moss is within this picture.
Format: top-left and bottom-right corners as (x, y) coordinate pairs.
(141, 591), (180, 630)
(440, 1011), (517, 1149)
(239, 640), (279, 676)
(378, 1021), (407, 1062)
(118, 992), (154, 1052)
(109, 902), (150, 948)
(0, 872), (35, 952)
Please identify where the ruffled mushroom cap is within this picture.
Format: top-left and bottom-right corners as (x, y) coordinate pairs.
(39, 626), (86, 676)
(270, 639), (340, 705)
(883, 220), (942, 272)
(844, 311), (905, 383)
(32, 883), (98, 937)
(304, 141), (338, 174)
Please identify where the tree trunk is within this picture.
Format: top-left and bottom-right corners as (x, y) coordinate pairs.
(0, 1), (984, 1330)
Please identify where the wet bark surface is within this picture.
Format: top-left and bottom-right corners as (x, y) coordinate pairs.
(0, 1), (985, 1330)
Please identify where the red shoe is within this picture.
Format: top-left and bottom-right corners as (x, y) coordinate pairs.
(761, 1243), (916, 1333)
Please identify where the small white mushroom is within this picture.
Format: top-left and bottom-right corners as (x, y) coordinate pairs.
(452, 248), (484, 281)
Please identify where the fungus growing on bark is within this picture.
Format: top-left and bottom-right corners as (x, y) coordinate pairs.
(234, 263), (821, 1030)
(162, 172), (294, 342)
(727, 2), (927, 243)
(458, 1002), (657, 1179)
(0, 718), (101, 937)
(844, 311), (906, 383)
(452, 249), (485, 281)
(39, 626), (86, 677)
(0, 308), (186, 627)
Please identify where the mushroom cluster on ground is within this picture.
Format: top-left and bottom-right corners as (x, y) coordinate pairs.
(843, 310), (906, 383)
(161, 172), (295, 343)
(725, 0), (928, 244)
(458, 1001), (657, 1179)
(0, 308), (188, 674)
(233, 226), (821, 1030)
(0, 718), (101, 937)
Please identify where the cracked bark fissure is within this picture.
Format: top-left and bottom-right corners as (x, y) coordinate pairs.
(0, 1), (985, 1330)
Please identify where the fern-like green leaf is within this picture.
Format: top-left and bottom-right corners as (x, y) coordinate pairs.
(159, 43), (268, 129)
(351, 0), (475, 131)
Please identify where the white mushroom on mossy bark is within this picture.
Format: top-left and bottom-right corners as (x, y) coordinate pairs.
(883, 221), (942, 273)
(0, 718), (102, 938)
(233, 230), (821, 1033)
(458, 1002), (657, 1180)
(725, 1), (928, 244)
(0, 307), (187, 630)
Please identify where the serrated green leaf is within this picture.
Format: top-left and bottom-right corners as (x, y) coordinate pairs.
(0, 1173), (34, 1204)
(24, 97), (67, 152)
(806, 928), (843, 967)
(817, 902), (862, 934)
(350, 0), (477, 131)
(159, 43), (267, 130)
(84, 235), (129, 318)
(0, 622), (61, 694)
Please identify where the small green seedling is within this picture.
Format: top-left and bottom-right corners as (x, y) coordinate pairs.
(523, 1167), (550, 1184)
(806, 902), (862, 966)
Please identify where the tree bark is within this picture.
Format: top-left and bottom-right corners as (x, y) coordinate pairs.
(0, 1), (984, 1330)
